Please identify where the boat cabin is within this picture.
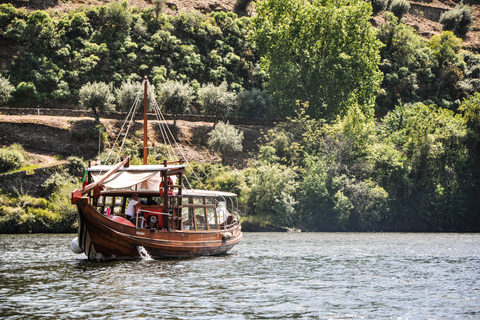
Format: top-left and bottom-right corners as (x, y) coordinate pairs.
(85, 160), (238, 232)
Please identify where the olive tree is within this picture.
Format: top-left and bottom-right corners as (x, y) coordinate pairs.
(79, 81), (114, 123)
(207, 121), (243, 164)
(156, 80), (194, 126)
(198, 81), (236, 127)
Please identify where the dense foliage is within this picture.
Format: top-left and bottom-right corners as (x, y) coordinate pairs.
(250, 0), (383, 120)
(0, 144), (26, 173)
(0, 157), (85, 233)
(0, 2), (263, 112)
(1, 1), (480, 233)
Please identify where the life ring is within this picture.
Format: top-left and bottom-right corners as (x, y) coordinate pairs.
(159, 177), (173, 197)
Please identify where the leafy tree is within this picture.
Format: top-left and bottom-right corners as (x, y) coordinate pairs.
(12, 82), (43, 107)
(246, 162), (298, 227)
(440, 4), (474, 36)
(250, 0), (382, 120)
(389, 0), (410, 21)
(207, 121), (244, 164)
(236, 89), (272, 121)
(0, 75), (14, 105)
(79, 81), (114, 123)
(114, 79), (142, 112)
(370, 0), (388, 15)
(198, 81), (236, 127)
(156, 80), (194, 126)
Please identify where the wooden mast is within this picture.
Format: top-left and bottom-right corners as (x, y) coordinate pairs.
(143, 76), (148, 165)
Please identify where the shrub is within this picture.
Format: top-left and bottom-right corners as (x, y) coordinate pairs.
(114, 79), (142, 113)
(371, 0), (388, 15)
(13, 82), (43, 107)
(42, 172), (76, 197)
(198, 81), (236, 126)
(66, 156), (87, 177)
(79, 81), (114, 123)
(0, 144), (25, 173)
(0, 75), (14, 105)
(236, 89), (272, 120)
(440, 4), (474, 36)
(390, 0), (410, 21)
(156, 80), (194, 126)
(207, 121), (243, 164)
(246, 162), (297, 227)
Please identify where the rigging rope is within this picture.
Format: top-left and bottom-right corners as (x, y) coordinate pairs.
(105, 79), (208, 191)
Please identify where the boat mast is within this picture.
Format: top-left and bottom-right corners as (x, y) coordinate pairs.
(143, 76), (148, 165)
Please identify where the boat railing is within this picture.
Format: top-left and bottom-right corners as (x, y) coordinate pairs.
(137, 209), (172, 216)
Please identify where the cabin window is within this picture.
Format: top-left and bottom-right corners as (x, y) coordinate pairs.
(182, 196), (220, 231)
(182, 206), (194, 230)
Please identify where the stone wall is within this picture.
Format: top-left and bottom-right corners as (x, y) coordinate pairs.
(0, 163), (65, 197)
(0, 107), (279, 126)
(410, 2), (449, 22)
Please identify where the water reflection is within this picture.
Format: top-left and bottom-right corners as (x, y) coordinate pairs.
(0, 233), (479, 319)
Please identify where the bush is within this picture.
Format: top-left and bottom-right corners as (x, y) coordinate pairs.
(207, 121), (243, 164)
(236, 88), (272, 120)
(0, 75), (14, 105)
(13, 82), (43, 107)
(246, 162), (297, 227)
(114, 79), (142, 113)
(79, 81), (114, 123)
(0, 144), (25, 173)
(390, 0), (410, 20)
(440, 4), (474, 36)
(66, 156), (87, 177)
(198, 81), (236, 125)
(370, 0), (388, 15)
(42, 172), (76, 197)
(156, 80), (194, 125)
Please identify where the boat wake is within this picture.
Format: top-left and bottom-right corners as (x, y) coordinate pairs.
(136, 245), (153, 260)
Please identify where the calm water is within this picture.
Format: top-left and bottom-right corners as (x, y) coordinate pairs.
(0, 233), (479, 319)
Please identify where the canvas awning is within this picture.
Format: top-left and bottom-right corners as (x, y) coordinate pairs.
(183, 189), (237, 198)
(89, 165), (184, 190)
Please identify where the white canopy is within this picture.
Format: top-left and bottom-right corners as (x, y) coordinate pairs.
(89, 165), (183, 190)
(183, 189), (237, 198)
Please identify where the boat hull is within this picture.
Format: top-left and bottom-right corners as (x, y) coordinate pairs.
(75, 198), (243, 260)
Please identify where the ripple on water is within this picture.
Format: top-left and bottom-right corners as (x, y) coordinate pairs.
(0, 233), (479, 319)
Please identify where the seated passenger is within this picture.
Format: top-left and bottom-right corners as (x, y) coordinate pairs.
(125, 193), (139, 222)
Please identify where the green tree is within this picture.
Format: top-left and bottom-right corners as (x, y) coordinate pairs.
(389, 0), (410, 21)
(207, 121), (244, 164)
(79, 81), (114, 123)
(12, 82), (42, 107)
(250, 0), (382, 120)
(246, 162), (298, 227)
(156, 80), (194, 126)
(440, 4), (474, 36)
(0, 75), (14, 105)
(114, 79), (142, 112)
(198, 81), (236, 127)
(236, 88), (272, 121)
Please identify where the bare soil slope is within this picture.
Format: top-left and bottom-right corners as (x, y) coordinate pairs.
(0, 114), (265, 168)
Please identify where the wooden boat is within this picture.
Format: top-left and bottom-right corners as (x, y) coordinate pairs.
(70, 78), (242, 260)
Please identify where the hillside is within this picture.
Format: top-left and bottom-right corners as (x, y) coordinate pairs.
(3, 0), (479, 52)
(0, 113), (266, 168)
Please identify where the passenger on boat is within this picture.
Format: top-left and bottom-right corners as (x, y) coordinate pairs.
(126, 193), (139, 221)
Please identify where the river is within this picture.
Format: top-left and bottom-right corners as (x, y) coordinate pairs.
(0, 233), (478, 319)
